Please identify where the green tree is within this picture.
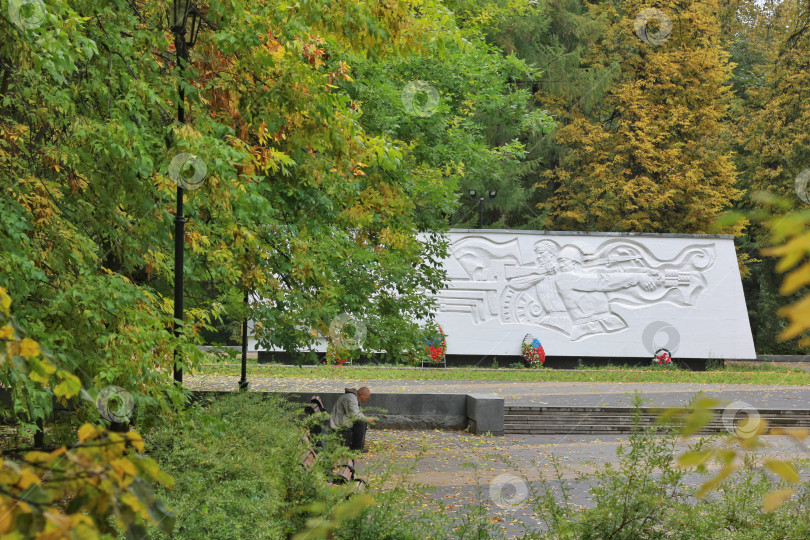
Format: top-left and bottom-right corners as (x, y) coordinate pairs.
(538, 0), (742, 234)
(347, 17), (555, 231)
(444, 0), (614, 229)
(0, 0), (468, 431)
(732, 0), (809, 354)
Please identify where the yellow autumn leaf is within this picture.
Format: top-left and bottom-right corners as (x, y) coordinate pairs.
(0, 288), (10, 315)
(680, 408), (714, 437)
(0, 462), (20, 485)
(24, 451), (54, 465)
(111, 458), (137, 478)
(17, 468), (40, 489)
(126, 431), (145, 452)
(763, 488), (795, 513)
(70, 514), (95, 527)
(777, 295), (810, 340)
(78, 424), (99, 443)
(70, 513), (97, 537)
(29, 369), (51, 385)
(764, 459), (800, 484)
(781, 261), (810, 294)
(0, 325), (13, 340)
(677, 449), (714, 468)
(738, 418), (768, 448)
(0, 502), (15, 533)
(121, 492), (146, 514)
(43, 509), (71, 530)
(765, 232), (810, 272)
(696, 463), (738, 498)
(53, 372), (81, 399)
(19, 337), (40, 359)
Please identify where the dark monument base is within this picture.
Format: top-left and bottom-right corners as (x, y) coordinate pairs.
(257, 351), (723, 371)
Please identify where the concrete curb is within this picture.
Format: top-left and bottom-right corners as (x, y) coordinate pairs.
(190, 390), (504, 435)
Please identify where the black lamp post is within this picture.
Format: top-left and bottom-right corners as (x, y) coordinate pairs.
(240, 288), (249, 391)
(469, 189), (497, 229)
(170, 1), (202, 384)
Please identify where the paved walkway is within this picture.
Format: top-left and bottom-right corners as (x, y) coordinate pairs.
(186, 374), (810, 537)
(186, 375), (810, 409)
(361, 429), (810, 537)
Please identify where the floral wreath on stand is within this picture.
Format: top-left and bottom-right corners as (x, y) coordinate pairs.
(521, 334), (545, 368)
(652, 348), (672, 366)
(424, 325), (447, 364)
(324, 342), (351, 366)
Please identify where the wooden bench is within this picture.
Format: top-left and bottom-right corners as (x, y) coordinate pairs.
(301, 395), (367, 489)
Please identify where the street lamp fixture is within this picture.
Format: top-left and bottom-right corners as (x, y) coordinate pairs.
(170, 0), (202, 385)
(468, 189), (497, 228)
(170, 2), (202, 47)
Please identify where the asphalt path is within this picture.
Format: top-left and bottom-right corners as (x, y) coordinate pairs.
(359, 429), (810, 538)
(185, 374), (810, 537)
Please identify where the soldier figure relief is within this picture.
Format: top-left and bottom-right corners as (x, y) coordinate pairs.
(440, 236), (716, 341)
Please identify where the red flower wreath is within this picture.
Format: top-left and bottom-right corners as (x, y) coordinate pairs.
(425, 325), (447, 363)
(652, 348), (672, 366)
(325, 343), (350, 366)
(521, 338), (546, 367)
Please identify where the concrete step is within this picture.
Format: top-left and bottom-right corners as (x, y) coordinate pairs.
(504, 414), (810, 422)
(504, 407), (810, 416)
(503, 406), (810, 435)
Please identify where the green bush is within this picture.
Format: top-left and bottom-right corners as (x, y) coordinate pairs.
(145, 393), (340, 539)
(144, 392), (810, 539)
(144, 392), (471, 539)
(529, 398), (810, 539)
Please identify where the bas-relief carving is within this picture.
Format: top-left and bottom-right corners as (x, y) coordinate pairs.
(435, 236), (716, 341)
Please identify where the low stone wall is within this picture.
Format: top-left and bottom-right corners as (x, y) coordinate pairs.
(190, 390), (504, 435)
(288, 392), (468, 430)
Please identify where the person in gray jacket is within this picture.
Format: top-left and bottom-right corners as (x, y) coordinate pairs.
(330, 387), (376, 451)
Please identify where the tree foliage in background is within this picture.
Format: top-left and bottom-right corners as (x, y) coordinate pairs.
(445, 0), (598, 228)
(3, 0), (810, 436)
(348, 23), (555, 230)
(0, 0), (506, 431)
(730, 0), (810, 353)
(536, 0), (741, 234)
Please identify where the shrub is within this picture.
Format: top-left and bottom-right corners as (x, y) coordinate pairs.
(145, 392), (464, 539)
(529, 395), (810, 539)
(145, 393), (337, 539)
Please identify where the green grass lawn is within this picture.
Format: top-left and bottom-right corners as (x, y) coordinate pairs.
(192, 361), (810, 385)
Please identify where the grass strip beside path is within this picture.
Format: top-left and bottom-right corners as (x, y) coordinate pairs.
(193, 363), (810, 386)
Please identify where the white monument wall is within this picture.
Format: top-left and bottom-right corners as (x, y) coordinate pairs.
(432, 230), (756, 360)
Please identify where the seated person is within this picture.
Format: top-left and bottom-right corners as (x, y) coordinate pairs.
(330, 387), (376, 451)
